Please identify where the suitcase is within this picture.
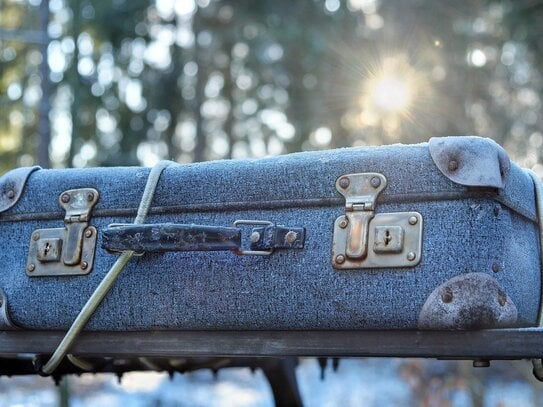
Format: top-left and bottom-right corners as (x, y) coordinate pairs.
(0, 135), (542, 376)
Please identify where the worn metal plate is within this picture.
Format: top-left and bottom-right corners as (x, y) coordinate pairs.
(429, 136), (510, 188)
(332, 212), (422, 269)
(0, 166), (40, 213)
(26, 226), (97, 276)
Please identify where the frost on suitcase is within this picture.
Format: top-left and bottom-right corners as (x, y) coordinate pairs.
(0, 135), (540, 335)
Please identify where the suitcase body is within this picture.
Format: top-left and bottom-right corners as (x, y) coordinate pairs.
(0, 136), (540, 332)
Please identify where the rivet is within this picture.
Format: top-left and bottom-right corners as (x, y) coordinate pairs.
(473, 359), (490, 368)
(498, 293), (507, 307)
(407, 252), (416, 261)
(441, 287), (453, 303)
(80, 261), (89, 270)
(448, 160), (458, 172)
(61, 193), (71, 203)
(339, 177), (350, 189)
(87, 192), (95, 202)
(6, 189), (15, 199)
(370, 176), (381, 188)
(285, 231), (298, 243)
(335, 254), (345, 264)
(85, 229), (93, 238)
(408, 216), (418, 225)
(250, 232), (261, 243)
(492, 263), (500, 273)
(32, 232), (40, 241)
(27, 263), (35, 272)
(339, 217), (348, 229)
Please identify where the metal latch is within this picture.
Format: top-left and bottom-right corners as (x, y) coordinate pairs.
(26, 188), (99, 277)
(332, 173), (422, 269)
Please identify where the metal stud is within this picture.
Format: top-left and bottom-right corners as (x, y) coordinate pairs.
(441, 287), (453, 303)
(339, 217), (348, 229)
(335, 254), (346, 264)
(407, 252), (416, 261)
(408, 216), (418, 225)
(80, 261), (89, 270)
(6, 189), (15, 200)
(448, 160), (459, 172)
(370, 176), (381, 188)
(285, 231), (298, 243)
(339, 177), (350, 189)
(27, 263), (35, 272)
(61, 193), (71, 203)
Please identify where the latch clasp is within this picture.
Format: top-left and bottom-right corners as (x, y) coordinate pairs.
(26, 188), (99, 277)
(332, 173), (422, 270)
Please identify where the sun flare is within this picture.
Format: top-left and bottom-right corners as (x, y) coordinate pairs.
(357, 55), (426, 134)
(370, 76), (412, 112)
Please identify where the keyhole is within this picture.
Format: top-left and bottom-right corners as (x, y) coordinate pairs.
(384, 230), (392, 246)
(44, 242), (50, 256)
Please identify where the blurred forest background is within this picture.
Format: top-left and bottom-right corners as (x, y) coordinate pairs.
(1, 0), (543, 173)
(2, 0), (543, 406)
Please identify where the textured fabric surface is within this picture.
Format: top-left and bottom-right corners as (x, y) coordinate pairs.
(0, 140), (540, 330)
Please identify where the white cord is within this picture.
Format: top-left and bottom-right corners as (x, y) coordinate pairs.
(40, 160), (171, 375)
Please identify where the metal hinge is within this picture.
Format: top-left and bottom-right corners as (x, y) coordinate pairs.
(332, 173), (423, 269)
(26, 188), (99, 277)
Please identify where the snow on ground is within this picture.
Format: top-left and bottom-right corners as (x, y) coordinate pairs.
(0, 359), (542, 406)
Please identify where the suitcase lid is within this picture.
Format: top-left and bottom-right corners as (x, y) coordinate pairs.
(0, 136), (536, 223)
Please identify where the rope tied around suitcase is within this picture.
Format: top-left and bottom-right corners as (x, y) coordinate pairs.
(37, 160), (172, 376)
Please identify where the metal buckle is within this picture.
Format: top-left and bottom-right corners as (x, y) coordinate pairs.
(233, 220), (274, 256)
(332, 173), (423, 269)
(26, 188), (99, 277)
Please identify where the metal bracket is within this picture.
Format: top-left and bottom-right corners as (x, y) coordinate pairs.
(26, 188), (99, 277)
(332, 173), (422, 269)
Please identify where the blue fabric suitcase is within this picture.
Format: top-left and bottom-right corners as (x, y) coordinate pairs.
(0, 135), (541, 359)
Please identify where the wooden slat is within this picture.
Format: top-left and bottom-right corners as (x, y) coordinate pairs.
(1, 329), (542, 359)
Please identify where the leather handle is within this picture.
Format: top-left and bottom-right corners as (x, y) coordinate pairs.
(102, 223), (241, 253)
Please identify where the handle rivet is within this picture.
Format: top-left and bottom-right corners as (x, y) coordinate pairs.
(32, 232), (40, 241)
(80, 261), (88, 270)
(84, 229), (93, 238)
(407, 252), (416, 261)
(61, 193), (71, 203)
(335, 254), (345, 264)
(285, 231), (298, 243)
(250, 232), (261, 243)
(339, 217), (348, 229)
(6, 189), (15, 199)
(27, 263), (35, 272)
(408, 216), (418, 225)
